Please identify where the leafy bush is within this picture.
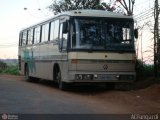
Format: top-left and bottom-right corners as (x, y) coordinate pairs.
(0, 65), (19, 75)
(0, 61), (7, 70)
(143, 64), (154, 76)
(0, 60), (19, 75)
(136, 59), (154, 80)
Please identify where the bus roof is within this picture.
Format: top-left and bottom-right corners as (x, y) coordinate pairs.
(56, 9), (133, 19)
(20, 10), (133, 31)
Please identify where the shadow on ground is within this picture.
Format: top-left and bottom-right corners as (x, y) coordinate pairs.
(27, 77), (157, 94)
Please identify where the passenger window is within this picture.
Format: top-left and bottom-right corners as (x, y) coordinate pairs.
(50, 21), (55, 41)
(19, 32), (23, 46)
(41, 23), (49, 42)
(27, 29), (34, 45)
(54, 20), (59, 41)
(22, 31), (27, 46)
(34, 26), (41, 44)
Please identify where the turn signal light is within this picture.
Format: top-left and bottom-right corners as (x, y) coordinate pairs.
(71, 59), (78, 64)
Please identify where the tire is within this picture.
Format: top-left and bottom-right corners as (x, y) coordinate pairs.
(25, 65), (38, 82)
(59, 80), (67, 90)
(57, 71), (67, 90)
(25, 65), (30, 81)
(55, 66), (67, 90)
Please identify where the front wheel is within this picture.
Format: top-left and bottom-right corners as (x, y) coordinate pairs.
(59, 80), (67, 90)
(55, 68), (67, 90)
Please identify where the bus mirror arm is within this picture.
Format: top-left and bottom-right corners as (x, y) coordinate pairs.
(134, 29), (138, 39)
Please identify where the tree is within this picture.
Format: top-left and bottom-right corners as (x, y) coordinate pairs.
(48, 0), (135, 16)
(115, 0), (135, 15)
(0, 61), (7, 71)
(48, 0), (116, 15)
(48, 0), (99, 15)
(154, 0), (160, 78)
(100, 0), (135, 16)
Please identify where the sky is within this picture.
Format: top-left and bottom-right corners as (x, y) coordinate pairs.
(0, 0), (155, 63)
(0, 0), (53, 59)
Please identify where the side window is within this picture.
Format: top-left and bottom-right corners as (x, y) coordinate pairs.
(19, 32), (22, 46)
(27, 29), (34, 45)
(50, 19), (59, 41)
(54, 20), (59, 41)
(22, 31), (27, 46)
(41, 23), (49, 42)
(60, 23), (68, 51)
(34, 26), (41, 44)
(50, 21), (55, 41)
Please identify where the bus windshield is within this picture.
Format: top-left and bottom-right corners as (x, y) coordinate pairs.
(70, 17), (134, 52)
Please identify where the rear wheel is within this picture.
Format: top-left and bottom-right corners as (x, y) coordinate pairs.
(25, 65), (30, 81)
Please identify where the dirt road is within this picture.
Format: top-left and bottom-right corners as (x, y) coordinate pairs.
(0, 74), (159, 114)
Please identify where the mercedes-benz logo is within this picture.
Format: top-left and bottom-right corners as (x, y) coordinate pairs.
(103, 64), (108, 70)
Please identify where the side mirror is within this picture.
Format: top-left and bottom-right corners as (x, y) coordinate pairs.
(134, 29), (138, 39)
(62, 21), (68, 33)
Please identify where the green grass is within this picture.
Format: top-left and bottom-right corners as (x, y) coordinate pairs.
(0, 65), (19, 75)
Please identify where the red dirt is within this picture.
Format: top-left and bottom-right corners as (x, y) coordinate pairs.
(1, 74), (160, 114)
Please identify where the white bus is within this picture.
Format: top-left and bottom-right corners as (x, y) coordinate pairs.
(18, 10), (137, 90)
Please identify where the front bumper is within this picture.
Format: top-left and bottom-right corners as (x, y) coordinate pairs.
(65, 71), (136, 83)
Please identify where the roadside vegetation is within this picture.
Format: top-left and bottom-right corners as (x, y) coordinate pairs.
(0, 61), (19, 75)
(130, 59), (160, 91)
(136, 59), (154, 80)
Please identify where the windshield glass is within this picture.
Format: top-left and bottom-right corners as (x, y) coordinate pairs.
(70, 18), (134, 52)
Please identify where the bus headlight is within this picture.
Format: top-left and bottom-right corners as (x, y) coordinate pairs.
(75, 74), (83, 80)
(94, 74), (98, 78)
(75, 74), (93, 80)
(116, 75), (120, 79)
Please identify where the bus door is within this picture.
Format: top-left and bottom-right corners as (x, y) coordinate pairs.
(59, 21), (69, 80)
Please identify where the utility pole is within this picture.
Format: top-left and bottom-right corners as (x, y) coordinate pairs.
(154, 0), (159, 78)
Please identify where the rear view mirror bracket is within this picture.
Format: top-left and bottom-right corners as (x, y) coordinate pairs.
(134, 29), (138, 39)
